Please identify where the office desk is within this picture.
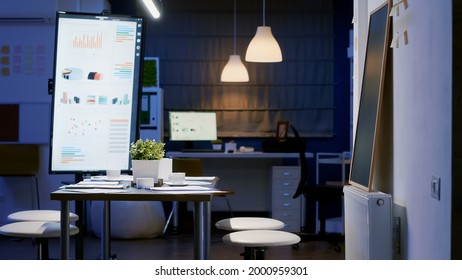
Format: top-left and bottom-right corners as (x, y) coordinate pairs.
(166, 152), (313, 213)
(166, 151), (313, 159)
(51, 184), (232, 260)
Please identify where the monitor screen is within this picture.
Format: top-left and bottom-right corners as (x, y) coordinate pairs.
(169, 111), (218, 141)
(49, 11), (144, 174)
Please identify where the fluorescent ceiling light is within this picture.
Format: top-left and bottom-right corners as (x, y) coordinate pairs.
(142, 0), (161, 19)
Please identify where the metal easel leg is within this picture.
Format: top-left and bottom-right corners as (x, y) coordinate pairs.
(162, 201), (177, 235)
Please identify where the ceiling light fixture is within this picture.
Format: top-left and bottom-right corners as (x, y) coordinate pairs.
(221, 0), (249, 82)
(142, 0), (161, 19)
(245, 0), (282, 63)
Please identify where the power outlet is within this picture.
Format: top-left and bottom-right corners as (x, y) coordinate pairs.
(431, 175), (441, 201)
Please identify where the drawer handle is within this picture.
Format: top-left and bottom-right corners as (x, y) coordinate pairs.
(283, 183), (290, 186)
(283, 203), (291, 207)
(283, 172), (291, 176)
(283, 193), (290, 197)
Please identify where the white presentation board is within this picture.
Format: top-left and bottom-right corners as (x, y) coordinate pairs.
(49, 11), (144, 173)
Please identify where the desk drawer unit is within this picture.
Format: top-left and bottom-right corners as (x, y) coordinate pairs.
(271, 166), (301, 232)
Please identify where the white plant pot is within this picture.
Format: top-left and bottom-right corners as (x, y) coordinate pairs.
(131, 159), (160, 182)
(158, 158), (173, 181)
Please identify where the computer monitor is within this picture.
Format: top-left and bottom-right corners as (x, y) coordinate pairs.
(49, 11), (144, 174)
(169, 111), (218, 141)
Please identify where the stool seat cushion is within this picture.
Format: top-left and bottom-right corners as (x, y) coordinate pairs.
(8, 210), (79, 222)
(216, 217), (284, 231)
(223, 230), (301, 247)
(0, 221), (79, 238)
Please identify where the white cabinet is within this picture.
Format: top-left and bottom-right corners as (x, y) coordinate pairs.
(271, 166), (301, 232)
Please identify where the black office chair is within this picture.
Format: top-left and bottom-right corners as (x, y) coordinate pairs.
(291, 126), (344, 252)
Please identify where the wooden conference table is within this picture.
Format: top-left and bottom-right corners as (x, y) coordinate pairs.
(50, 178), (233, 260)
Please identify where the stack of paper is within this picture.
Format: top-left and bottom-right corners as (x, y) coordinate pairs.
(61, 181), (129, 190)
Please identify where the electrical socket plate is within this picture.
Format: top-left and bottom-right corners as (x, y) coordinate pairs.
(431, 175), (441, 201)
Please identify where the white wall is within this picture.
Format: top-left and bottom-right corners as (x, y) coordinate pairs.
(353, 0), (452, 259)
(59, 0), (110, 13)
(392, 0), (452, 259)
(0, 0), (110, 224)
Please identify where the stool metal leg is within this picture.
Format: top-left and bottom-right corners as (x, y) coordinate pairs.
(241, 247), (266, 260)
(36, 238), (49, 260)
(255, 247), (266, 260)
(241, 247), (255, 260)
(36, 238), (43, 260)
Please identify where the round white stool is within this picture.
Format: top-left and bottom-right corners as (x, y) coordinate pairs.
(0, 221), (79, 260)
(215, 217), (285, 231)
(223, 230), (301, 260)
(8, 210), (79, 223)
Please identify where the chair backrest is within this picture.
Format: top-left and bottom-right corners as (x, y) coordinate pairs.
(172, 158), (203, 176)
(0, 144), (39, 176)
(290, 126), (308, 199)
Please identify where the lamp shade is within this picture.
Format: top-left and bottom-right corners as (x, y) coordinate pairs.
(245, 26), (282, 63)
(220, 55), (249, 82)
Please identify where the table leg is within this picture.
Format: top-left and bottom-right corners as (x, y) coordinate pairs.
(60, 200), (70, 260)
(193, 201), (211, 260)
(75, 200), (84, 259)
(101, 200), (111, 260)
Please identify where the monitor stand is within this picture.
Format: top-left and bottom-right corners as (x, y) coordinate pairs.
(181, 141), (220, 153)
(183, 141), (194, 150)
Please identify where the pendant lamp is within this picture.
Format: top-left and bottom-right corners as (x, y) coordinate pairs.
(245, 0), (282, 63)
(220, 0), (249, 82)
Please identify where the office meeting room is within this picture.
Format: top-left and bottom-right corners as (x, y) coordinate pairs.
(0, 0), (461, 278)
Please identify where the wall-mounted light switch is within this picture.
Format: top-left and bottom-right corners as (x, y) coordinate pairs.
(431, 175), (441, 201)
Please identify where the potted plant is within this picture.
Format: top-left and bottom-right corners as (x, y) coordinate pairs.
(211, 139), (223, 151)
(129, 139), (165, 183)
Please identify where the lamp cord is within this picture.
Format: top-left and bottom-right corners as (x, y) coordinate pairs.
(262, 0), (266, 26)
(233, 0), (236, 54)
